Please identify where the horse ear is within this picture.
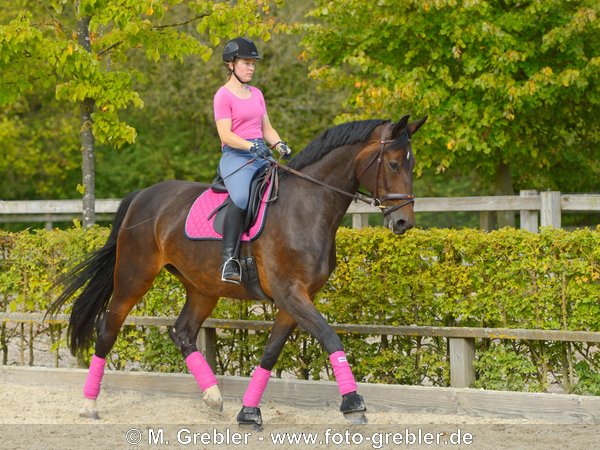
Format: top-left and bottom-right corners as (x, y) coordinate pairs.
(407, 116), (428, 136)
(391, 115), (410, 137)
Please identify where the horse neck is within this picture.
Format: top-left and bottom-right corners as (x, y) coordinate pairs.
(281, 143), (363, 229)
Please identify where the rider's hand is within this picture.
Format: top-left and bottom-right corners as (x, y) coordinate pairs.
(274, 141), (292, 160)
(250, 142), (273, 160)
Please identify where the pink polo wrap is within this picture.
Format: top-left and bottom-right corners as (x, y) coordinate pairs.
(242, 366), (272, 407)
(83, 355), (106, 400)
(329, 351), (358, 396)
(185, 351), (218, 392)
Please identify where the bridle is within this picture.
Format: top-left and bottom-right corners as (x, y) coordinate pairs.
(355, 123), (415, 216)
(273, 123), (415, 217)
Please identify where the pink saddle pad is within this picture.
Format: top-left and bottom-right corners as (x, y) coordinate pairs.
(185, 180), (272, 241)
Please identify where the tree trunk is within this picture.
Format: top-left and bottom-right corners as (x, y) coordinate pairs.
(77, 13), (96, 228)
(494, 162), (515, 228)
(1, 322), (7, 365)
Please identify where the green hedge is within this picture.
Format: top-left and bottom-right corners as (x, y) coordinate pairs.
(1, 226), (599, 394)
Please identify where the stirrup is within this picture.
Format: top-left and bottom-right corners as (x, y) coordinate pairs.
(221, 257), (242, 284)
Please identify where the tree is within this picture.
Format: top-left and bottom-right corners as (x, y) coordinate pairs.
(300, 0), (600, 223)
(94, 0), (346, 198)
(0, 0), (280, 226)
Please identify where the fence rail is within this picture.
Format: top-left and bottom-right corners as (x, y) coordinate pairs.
(2, 312), (600, 389)
(1, 191), (598, 231)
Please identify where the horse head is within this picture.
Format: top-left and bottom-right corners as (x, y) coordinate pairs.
(356, 115), (427, 234)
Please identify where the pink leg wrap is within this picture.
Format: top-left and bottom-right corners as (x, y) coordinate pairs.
(186, 351), (218, 392)
(329, 351), (358, 396)
(83, 355), (106, 400)
(242, 366), (272, 407)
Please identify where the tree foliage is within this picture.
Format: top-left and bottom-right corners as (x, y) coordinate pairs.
(1, 0), (281, 135)
(0, 0), (282, 201)
(0, 0), (346, 202)
(301, 0), (600, 192)
(2, 0), (598, 219)
(93, 0), (345, 196)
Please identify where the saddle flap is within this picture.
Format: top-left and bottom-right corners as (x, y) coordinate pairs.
(185, 167), (275, 242)
(211, 167), (228, 193)
(212, 200), (230, 236)
(212, 166), (272, 236)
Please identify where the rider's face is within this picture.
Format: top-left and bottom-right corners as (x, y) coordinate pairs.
(232, 58), (256, 82)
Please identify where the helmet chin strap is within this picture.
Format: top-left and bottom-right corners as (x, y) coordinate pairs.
(231, 63), (248, 85)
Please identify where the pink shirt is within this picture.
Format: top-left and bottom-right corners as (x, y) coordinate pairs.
(213, 85), (266, 141)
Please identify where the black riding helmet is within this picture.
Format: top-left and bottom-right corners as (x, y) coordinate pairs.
(222, 37), (261, 62)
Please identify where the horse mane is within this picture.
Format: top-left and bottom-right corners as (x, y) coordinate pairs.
(285, 119), (390, 174)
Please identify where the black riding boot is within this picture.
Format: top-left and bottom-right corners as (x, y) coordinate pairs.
(220, 204), (246, 284)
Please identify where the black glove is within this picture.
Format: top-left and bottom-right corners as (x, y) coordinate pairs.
(250, 142), (273, 160)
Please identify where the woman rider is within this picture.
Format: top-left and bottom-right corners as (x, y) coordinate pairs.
(214, 37), (291, 284)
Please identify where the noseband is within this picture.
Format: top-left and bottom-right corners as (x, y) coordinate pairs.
(272, 123), (415, 216)
(356, 123), (415, 216)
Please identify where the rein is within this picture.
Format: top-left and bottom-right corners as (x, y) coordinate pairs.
(273, 124), (415, 216)
(271, 162), (375, 206)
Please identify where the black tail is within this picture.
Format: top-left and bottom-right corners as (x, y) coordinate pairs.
(46, 190), (140, 355)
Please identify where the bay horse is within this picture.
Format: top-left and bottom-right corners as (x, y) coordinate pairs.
(48, 115), (427, 427)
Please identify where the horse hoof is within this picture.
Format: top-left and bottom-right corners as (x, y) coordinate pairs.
(340, 392), (367, 414)
(79, 408), (100, 420)
(237, 406), (263, 431)
(79, 398), (100, 420)
(203, 385), (223, 413)
(343, 411), (368, 424)
(340, 392), (367, 424)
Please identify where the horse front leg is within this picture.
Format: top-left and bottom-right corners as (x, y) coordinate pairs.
(280, 290), (368, 424)
(237, 309), (297, 430)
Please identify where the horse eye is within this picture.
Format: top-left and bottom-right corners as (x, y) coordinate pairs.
(388, 161), (401, 172)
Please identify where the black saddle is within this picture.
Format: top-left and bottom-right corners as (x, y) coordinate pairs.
(210, 165), (274, 237)
(210, 165), (275, 301)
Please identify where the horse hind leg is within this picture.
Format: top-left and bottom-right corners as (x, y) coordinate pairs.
(79, 256), (162, 420)
(168, 287), (222, 413)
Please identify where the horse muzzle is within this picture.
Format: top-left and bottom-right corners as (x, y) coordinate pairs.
(378, 195), (415, 235)
(383, 207), (415, 235)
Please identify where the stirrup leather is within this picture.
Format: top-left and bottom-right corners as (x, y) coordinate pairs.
(221, 257), (242, 284)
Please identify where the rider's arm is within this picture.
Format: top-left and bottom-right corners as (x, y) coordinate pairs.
(215, 118), (254, 151)
(261, 114), (282, 148)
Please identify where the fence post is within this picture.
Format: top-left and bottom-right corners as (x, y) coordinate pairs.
(196, 328), (217, 373)
(352, 213), (369, 229)
(540, 191), (561, 228)
(479, 212), (494, 231)
(519, 190), (539, 233)
(449, 337), (476, 388)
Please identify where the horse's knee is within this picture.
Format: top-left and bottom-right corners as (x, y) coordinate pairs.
(282, 296), (343, 353)
(169, 325), (196, 358)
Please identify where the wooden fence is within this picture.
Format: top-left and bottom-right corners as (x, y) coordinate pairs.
(4, 365), (600, 424)
(1, 192), (599, 388)
(0, 190), (598, 230)
(2, 312), (600, 390)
